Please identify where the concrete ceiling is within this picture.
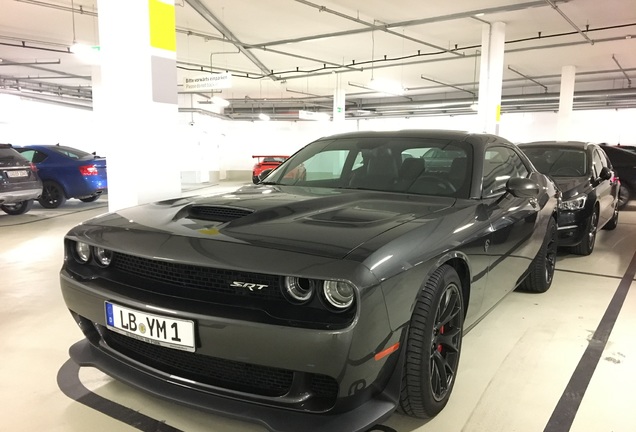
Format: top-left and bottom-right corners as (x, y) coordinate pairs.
(1, 0), (635, 120)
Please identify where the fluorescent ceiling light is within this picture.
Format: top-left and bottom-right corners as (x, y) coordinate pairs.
(70, 42), (100, 64)
(368, 78), (405, 95)
(211, 96), (230, 107)
(258, 113), (270, 121)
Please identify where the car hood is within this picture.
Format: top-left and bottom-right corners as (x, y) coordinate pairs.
(552, 176), (591, 199)
(82, 184), (455, 259)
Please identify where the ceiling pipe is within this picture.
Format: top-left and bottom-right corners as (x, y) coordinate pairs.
(185, 0), (276, 80)
(293, 0), (464, 57)
(420, 75), (475, 95)
(507, 66), (548, 93)
(258, 1), (563, 48)
(544, 0), (594, 45)
(612, 55), (632, 88)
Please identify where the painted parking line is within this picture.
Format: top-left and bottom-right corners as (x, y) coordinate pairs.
(543, 250), (636, 432)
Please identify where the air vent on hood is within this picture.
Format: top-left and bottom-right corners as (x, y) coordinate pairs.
(188, 205), (254, 222)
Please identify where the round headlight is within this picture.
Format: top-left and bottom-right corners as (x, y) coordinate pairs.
(323, 281), (355, 310)
(284, 276), (314, 303)
(75, 242), (91, 263)
(94, 247), (113, 267)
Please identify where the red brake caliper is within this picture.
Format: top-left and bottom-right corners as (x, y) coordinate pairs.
(437, 325), (444, 353)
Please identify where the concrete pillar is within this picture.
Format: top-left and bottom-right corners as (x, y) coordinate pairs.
(557, 65), (576, 141)
(95, 0), (181, 212)
(333, 88), (346, 123)
(477, 22), (506, 135)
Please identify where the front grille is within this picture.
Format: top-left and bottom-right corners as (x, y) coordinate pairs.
(104, 329), (293, 396)
(188, 205), (254, 222)
(111, 252), (284, 301)
(101, 327), (339, 406)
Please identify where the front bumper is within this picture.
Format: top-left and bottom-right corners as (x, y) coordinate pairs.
(60, 268), (403, 432)
(557, 210), (589, 247)
(69, 339), (399, 432)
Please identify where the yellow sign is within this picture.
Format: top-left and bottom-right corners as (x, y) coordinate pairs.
(149, 0), (176, 52)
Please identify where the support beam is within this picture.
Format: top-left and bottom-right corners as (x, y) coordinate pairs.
(293, 0), (463, 57)
(477, 22), (506, 134)
(557, 65), (576, 141)
(612, 55), (632, 88)
(185, 0), (275, 79)
(544, 0), (594, 45)
(507, 66), (548, 92)
(420, 75), (475, 95)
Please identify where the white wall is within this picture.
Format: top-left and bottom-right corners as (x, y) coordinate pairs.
(2, 93), (635, 177)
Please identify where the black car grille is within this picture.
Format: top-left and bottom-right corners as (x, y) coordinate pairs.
(111, 252), (284, 302)
(188, 205), (254, 222)
(101, 327), (339, 404)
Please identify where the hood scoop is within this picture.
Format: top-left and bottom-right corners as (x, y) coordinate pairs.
(188, 205), (254, 222)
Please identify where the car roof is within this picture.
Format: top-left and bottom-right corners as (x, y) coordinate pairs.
(316, 129), (492, 141)
(518, 141), (593, 150)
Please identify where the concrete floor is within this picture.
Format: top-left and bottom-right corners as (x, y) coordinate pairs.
(2, 182), (635, 432)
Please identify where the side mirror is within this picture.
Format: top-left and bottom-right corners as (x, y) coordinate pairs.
(506, 177), (540, 198)
(258, 169), (273, 182)
(599, 166), (612, 181)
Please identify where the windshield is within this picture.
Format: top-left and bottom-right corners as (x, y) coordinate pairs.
(262, 136), (473, 198)
(522, 147), (588, 177)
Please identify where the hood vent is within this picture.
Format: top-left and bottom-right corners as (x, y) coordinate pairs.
(188, 205), (254, 222)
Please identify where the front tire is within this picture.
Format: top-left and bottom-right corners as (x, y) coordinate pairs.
(518, 217), (557, 293)
(572, 208), (598, 256)
(1, 199), (34, 215)
(38, 181), (67, 208)
(603, 205), (619, 231)
(399, 265), (464, 419)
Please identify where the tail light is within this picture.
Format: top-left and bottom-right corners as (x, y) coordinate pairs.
(29, 162), (38, 172)
(79, 164), (98, 176)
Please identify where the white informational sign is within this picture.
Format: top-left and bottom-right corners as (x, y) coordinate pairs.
(299, 110), (330, 121)
(183, 73), (232, 92)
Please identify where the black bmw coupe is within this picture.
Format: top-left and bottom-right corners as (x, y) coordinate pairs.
(60, 130), (559, 432)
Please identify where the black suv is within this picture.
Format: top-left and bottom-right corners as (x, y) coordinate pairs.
(0, 144), (42, 215)
(519, 141), (619, 256)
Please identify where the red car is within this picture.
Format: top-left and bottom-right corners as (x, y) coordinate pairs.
(252, 155), (288, 183)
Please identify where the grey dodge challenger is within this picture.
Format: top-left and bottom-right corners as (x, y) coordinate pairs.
(60, 130), (559, 432)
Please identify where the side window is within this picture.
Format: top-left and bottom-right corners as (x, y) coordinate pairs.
(32, 151), (48, 164)
(482, 146), (530, 197)
(18, 149), (36, 162)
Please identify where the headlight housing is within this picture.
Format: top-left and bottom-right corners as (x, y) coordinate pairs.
(322, 281), (355, 310)
(284, 276), (314, 303)
(74, 242), (91, 263)
(559, 194), (586, 211)
(94, 247), (113, 267)
(281, 276), (356, 311)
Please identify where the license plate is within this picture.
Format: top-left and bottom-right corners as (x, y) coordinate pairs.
(6, 170), (28, 178)
(105, 302), (196, 352)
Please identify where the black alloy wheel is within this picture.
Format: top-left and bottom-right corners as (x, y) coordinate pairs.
(1, 199), (34, 215)
(39, 181), (67, 209)
(399, 265), (464, 418)
(603, 205), (619, 231)
(518, 217), (557, 293)
(572, 208), (598, 256)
